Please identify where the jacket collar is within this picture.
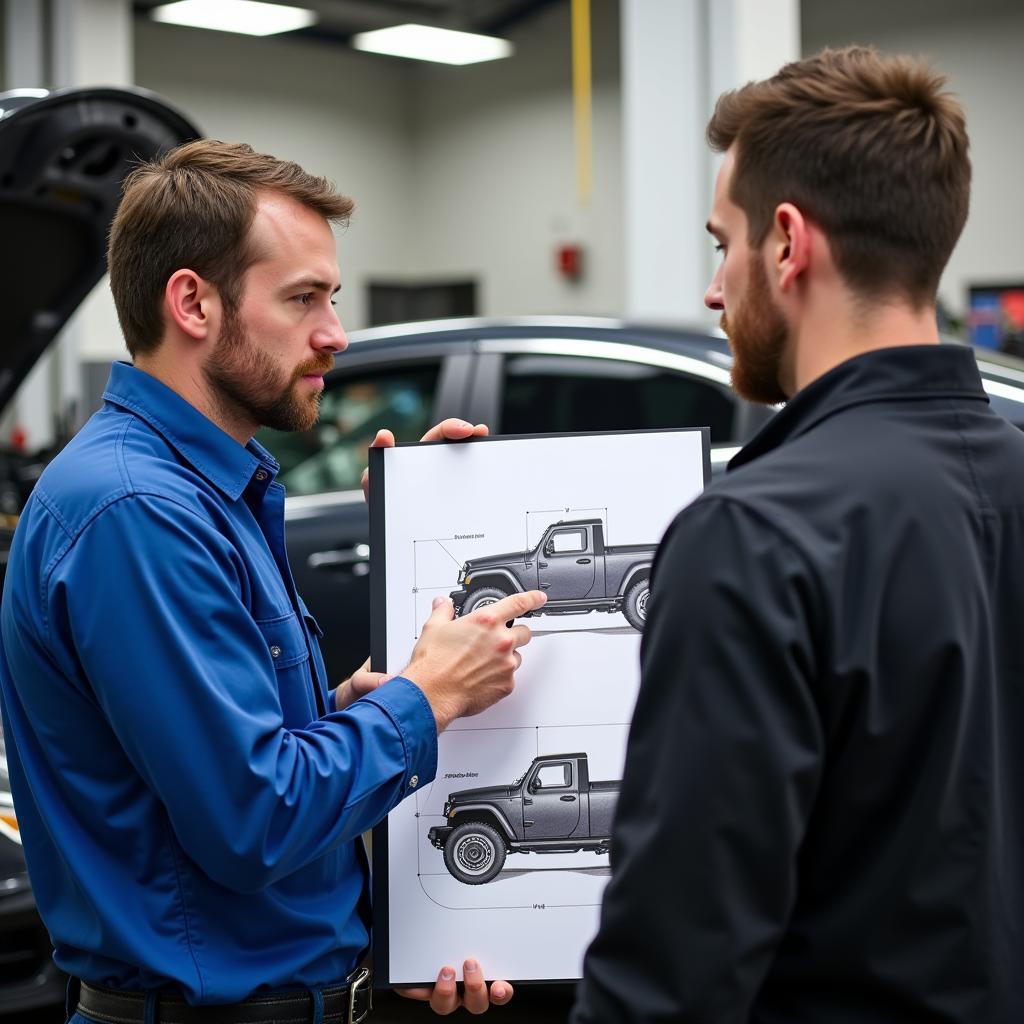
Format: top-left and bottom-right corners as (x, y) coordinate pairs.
(102, 361), (279, 501)
(730, 344), (989, 472)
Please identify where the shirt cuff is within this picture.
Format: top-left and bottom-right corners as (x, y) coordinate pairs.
(360, 676), (438, 796)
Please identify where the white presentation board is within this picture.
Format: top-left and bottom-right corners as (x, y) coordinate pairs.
(369, 428), (708, 985)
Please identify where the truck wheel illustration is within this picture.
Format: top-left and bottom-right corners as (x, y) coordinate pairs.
(443, 821), (507, 884)
(462, 587), (510, 616)
(622, 578), (650, 631)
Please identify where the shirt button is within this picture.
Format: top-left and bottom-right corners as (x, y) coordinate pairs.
(270, 645), (282, 659)
(255, 469), (268, 481)
(409, 775), (419, 789)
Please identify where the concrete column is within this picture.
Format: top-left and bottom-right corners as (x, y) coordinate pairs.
(2, 1), (53, 450)
(621, 0), (799, 325)
(51, 0), (134, 428)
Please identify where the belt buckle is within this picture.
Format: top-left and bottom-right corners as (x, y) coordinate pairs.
(347, 966), (372, 1024)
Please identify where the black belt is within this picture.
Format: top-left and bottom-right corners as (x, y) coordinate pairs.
(76, 967), (372, 1024)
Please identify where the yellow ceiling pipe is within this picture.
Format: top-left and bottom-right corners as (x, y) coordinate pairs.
(572, 0), (592, 206)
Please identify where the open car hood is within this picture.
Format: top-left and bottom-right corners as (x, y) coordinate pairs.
(0, 87), (200, 411)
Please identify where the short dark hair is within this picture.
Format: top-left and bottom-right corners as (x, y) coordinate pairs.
(707, 46), (970, 307)
(108, 140), (354, 357)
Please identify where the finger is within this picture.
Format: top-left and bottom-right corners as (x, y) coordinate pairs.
(393, 986), (433, 1002)
(461, 960), (489, 1015)
(350, 670), (389, 698)
(419, 418), (480, 443)
(508, 624), (533, 649)
(370, 428), (396, 449)
(489, 981), (513, 1005)
(430, 966), (461, 1015)
(512, 650), (522, 670)
(488, 590), (547, 623)
(429, 595), (456, 624)
(473, 424), (490, 436)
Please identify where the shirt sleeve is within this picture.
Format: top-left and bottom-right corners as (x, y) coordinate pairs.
(46, 493), (437, 893)
(572, 495), (825, 1023)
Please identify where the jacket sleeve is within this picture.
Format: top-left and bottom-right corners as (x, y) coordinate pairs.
(572, 495), (825, 1023)
(46, 493), (436, 893)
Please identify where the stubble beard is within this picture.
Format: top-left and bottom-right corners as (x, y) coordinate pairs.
(204, 308), (334, 433)
(721, 252), (790, 406)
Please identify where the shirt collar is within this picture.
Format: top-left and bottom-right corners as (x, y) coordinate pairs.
(102, 362), (280, 501)
(729, 344), (989, 472)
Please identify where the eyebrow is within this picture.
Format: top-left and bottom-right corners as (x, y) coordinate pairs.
(281, 277), (342, 296)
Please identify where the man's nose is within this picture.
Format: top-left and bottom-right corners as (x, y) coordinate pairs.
(704, 269), (724, 311)
(312, 317), (348, 355)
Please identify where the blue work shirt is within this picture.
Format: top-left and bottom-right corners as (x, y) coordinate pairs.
(0, 362), (437, 1003)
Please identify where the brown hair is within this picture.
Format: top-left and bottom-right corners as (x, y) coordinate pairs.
(108, 140), (354, 357)
(707, 46), (970, 307)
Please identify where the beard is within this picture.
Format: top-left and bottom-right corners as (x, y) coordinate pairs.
(204, 308), (334, 433)
(720, 252), (789, 406)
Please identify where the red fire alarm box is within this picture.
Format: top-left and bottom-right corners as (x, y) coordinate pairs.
(557, 244), (583, 280)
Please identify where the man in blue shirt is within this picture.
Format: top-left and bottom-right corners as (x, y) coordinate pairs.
(0, 140), (545, 1023)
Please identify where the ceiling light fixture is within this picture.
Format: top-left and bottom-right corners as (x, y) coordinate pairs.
(150, 0), (316, 37)
(352, 24), (513, 66)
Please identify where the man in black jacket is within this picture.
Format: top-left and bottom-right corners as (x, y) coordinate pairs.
(572, 47), (1023, 1023)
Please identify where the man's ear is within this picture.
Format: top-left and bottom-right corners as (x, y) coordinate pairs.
(164, 269), (218, 341)
(771, 203), (810, 293)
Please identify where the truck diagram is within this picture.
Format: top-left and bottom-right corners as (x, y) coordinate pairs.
(448, 518), (656, 631)
(427, 753), (620, 885)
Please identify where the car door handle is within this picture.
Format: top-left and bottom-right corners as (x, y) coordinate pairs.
(560, 795), (577, 802)
(576, 558), (591, 564)
(523, 798), (533, 806)
(308, 543), (370, 573)
(539, 562), (549, 568)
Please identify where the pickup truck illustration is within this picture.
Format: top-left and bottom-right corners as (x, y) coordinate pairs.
(427, 753), (620, 885)
(448, 518), (656, 631)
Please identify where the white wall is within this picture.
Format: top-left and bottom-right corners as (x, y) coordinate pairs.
(408, 0), (623, 317)
(133, 2), (623, 327)
(134, 17), (419, 335)
(801, 0), (1024, 317)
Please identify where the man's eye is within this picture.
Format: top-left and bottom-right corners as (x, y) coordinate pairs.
(714, 243), (725, 254)
(294, 293), (313, 305)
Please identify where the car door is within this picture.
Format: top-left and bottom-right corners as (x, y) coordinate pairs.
(467, 336), (748, 476)
(537, 524), (597, 600)
(265, 350), (473, 681)
(524, 760), (581, 839)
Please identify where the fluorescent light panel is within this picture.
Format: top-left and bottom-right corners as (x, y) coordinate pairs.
(353, 24), (513, 65)
(151, 0), (316, 37)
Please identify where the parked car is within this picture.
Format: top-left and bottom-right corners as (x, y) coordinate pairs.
(263, 316), (1024, 682)
(449, 517), (658, 630)
(0, 85), (199, 1016)
(427, 752), (620, 885)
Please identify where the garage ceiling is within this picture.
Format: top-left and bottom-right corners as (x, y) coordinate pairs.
(132, 0), (565, 42)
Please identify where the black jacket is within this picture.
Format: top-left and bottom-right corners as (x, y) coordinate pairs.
(572, 345), (1023, 1023)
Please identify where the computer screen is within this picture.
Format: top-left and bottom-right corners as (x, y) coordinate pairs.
(968, 283), (1024, 356)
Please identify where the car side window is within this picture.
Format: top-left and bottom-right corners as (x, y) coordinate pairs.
(550, 530), (586, 554)
(535, 763), (572, 789)
(500, 353), (735, 441)
(256, 363), (440, 497)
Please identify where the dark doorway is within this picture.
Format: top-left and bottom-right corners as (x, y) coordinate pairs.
(367, 280), (477, 327)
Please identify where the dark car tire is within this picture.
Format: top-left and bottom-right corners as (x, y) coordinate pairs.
(622, 578), (650, 631)
(462, 586), (510, 616)
(443, 821), (508, 885)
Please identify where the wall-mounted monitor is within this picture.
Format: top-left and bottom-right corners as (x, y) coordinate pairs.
(968, 283), (1024, 356)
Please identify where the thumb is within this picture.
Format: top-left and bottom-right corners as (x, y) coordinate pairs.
(430, 595), (455, 622)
